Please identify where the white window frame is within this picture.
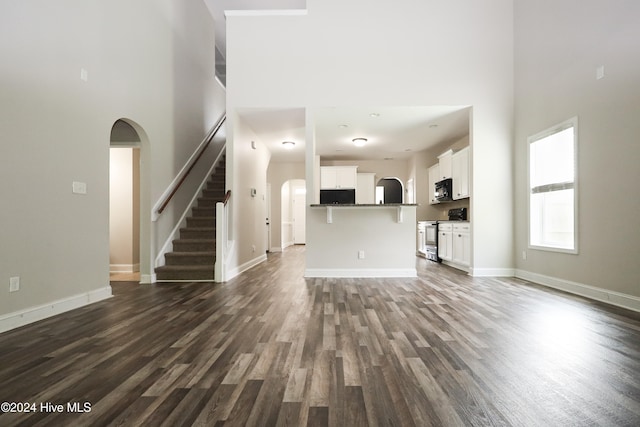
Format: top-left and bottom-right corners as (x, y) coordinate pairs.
(527, 117), (578, 254)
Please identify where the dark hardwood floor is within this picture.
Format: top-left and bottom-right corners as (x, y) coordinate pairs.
(1, 246), (640, 426)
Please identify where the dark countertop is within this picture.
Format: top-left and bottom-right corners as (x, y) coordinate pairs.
(310, 203), (418, 207)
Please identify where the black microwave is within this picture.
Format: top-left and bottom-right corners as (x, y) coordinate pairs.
(435, 178), (453, 202)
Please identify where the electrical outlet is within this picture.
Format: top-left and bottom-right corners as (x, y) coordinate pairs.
(358, 250), (365, 259)
(10, 276), (20, 292)
(522, 250), (527, 260)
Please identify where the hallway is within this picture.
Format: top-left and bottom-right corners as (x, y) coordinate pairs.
(1, 246), (639, 426)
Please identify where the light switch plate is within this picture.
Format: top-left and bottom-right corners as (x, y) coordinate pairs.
(72, 181), (87, 194)
(10, 277), (20, 292)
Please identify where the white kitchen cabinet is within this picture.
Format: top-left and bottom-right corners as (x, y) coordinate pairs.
(452, 146), (470, 200)
(437, 149), (453, 180)
(356, 173), (376, 204)
(320, 166), (357, 189)
(438, 222), (453, 261)
(452, 222), (471, 267)
(428, 164), (440, 205)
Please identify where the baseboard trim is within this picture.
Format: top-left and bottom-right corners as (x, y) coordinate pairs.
(225, 254), (268, 281)
(516, 269), (640, 313)
(110, 263), (140, 273)
(304, 268), (417, 278)
(0, 286), (113, 334)
(470, 267), (516, 277)
(140, 274), (156, 284)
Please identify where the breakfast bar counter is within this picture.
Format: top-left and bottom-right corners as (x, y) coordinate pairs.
(310, 203), (418, 223)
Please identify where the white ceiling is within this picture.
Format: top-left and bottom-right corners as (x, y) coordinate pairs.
(238, 106), (470, 162)
(205, 1), (471, 162)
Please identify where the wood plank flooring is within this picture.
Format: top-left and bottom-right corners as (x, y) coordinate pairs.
(1, 246), (640, 426)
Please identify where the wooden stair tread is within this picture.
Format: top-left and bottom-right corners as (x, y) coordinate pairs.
(166, 251), (215, 256)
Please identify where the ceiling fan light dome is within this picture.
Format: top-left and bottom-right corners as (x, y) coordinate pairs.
(352, 138), (367, 147)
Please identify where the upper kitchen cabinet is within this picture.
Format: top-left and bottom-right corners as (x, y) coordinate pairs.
(320, 166), (358, 189)
(356, 173), (376, 204)
(452, 146), (470, 200)
(437, 149), (453, 180)
(428, 164), (440, 205)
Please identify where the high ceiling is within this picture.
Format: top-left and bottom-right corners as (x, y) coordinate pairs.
(204, 1), (470, 162)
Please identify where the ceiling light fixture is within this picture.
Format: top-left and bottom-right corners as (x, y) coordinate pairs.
(352, 138), (367, 147)
(369, 113), (380, 118)
(338, 124), (349, 129)
(282, 141), (295, 149)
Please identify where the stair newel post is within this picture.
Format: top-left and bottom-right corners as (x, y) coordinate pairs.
(215, 190), (231, 283)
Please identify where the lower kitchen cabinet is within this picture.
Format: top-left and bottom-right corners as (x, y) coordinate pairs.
(438, 221), (470, 271)
(438, 223), (453, 261)
(452, 222), (471, 267)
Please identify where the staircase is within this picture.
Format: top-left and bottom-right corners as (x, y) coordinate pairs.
(155, 156), (225, 281)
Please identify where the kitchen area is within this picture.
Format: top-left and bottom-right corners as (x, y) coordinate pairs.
(418, 143), (471, 272)
(308, 134), (471, 276)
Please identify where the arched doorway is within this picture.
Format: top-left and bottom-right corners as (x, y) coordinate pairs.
(109, 119), (151, 283)
(376, 177), (404, 204)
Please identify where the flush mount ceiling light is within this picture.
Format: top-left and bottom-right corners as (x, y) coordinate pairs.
(282, 141), (295, 149)
(369, 113), (380, 118)
(352, 138), (367, 147)
(338, 124), (349, 129)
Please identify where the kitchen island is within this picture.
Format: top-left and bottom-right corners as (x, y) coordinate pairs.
(305, 204), (418, 278)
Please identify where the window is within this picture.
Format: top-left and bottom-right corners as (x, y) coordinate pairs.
(528, 117), (578, 253)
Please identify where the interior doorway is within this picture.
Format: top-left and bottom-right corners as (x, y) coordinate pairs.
(292, 181), (306, 244)
(109, 147), (140, 281)
(109, 119), (149, 283)
(281, 179), (306, 248)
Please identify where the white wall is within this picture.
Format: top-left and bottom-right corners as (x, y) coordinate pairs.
(226, 0), (514, 275)
(0, 0), (222, 327)
(226, 112), (272, 276)
(514, 0), (640, 302)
